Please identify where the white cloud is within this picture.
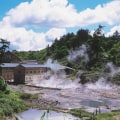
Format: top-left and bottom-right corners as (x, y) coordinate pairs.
(45, 28), (66, 40)
(0, 0), (120, 51)
(0, 24), (46, 51)
(4, 0), (77, 28)
(78, 0), (120, 26)
(3, 0), (120, 28)
(106, 25), (120, 37)
(0, 23), (66, 51)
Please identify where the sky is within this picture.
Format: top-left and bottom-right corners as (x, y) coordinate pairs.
(0, 0), (120, 51)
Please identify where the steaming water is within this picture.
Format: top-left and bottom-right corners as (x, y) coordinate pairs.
(85, 77), (114, 90)
(28, 61), (120, 92)
(24, 60), (120, 114)
(18, 109), (80, 120)
(85, 62), (120, 91)
(32, 72), (80, 89)
(28, 58), (79, 89)
(28, 58), (80, 89)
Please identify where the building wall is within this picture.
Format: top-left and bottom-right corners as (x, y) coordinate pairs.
(25, 67), (47, 83)
(14, 65), (25, 84)
(0, 67), (14, 82)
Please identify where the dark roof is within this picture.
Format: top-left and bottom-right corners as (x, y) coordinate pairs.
(20, 64), (48, 68)
(0, 63), (48, 68)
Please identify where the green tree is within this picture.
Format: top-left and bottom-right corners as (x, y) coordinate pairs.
(0, 76), (7, 91)
(0, 39), (10, 63)
(53, 46), (68, 59)
(109, 42), (120, 66)
(0, 39), (10, 92)
(93, 25), (105, 37)
(90, 25), (105, 59)
(87, 25), (107, 68)
(76, 29), (91, 47)
(112, 30), (120, 42)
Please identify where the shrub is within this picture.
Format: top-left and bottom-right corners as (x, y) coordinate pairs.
(0, 109), (4, 117)
(0, 90), (27, 118)
(0, 76), (7, 91)
(111, 73), (120, 85)
(19, 92), (38, 100)
(80, 71), (101, 84)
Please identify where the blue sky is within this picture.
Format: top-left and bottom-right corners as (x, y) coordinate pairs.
(0, 0), (111, 15)
(0, 0), (120, 51)
(69, 0), (111, 10)
(0, 0), (31, 19)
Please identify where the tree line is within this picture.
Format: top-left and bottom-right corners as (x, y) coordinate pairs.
(1, 25), (120, 69)
(45, 25), (120, 69)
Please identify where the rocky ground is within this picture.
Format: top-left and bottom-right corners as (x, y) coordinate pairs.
(10, 84), (120, 114)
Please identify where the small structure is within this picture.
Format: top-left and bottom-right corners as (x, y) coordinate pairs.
(0, 63), (49, 84)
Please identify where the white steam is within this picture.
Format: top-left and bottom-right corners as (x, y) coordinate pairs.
(30, 70), (80, 89)
(45, 58), (65, 72)
(29, 58), (79, 89)
(28, 59), (120, 91)
(106, 62), (120, 76)
(85, 77), (113, 90)
(67, 44), (89, 63)
(86, 62), (120, 90)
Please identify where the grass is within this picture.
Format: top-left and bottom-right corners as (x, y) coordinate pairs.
(70, 109), (92, 118)
(70, 109), (120, 120)
(0, 76), (28, 118)
(18, 92), (38, 100)
(0, 89), (28, 118)
(95, 110), (120, 120)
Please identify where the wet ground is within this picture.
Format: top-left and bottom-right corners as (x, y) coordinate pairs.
(10, 83), (120, 114)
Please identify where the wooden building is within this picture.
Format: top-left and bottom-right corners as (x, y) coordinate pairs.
(0, 63), (49, 84)
(14, 64), (48, 84)
(0, 63), (18, 82)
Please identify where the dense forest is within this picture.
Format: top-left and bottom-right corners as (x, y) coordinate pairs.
(13, 25), (120, 85)
(14, 26), (120, 67)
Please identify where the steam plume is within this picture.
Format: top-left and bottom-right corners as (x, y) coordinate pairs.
(67, 44), (89, 64)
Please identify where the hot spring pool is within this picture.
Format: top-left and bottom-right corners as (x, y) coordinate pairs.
(18, 108), (80, 120)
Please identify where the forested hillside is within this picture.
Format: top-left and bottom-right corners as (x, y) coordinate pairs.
(14, 26), (120, 85)
(15, 26), (120, 68)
